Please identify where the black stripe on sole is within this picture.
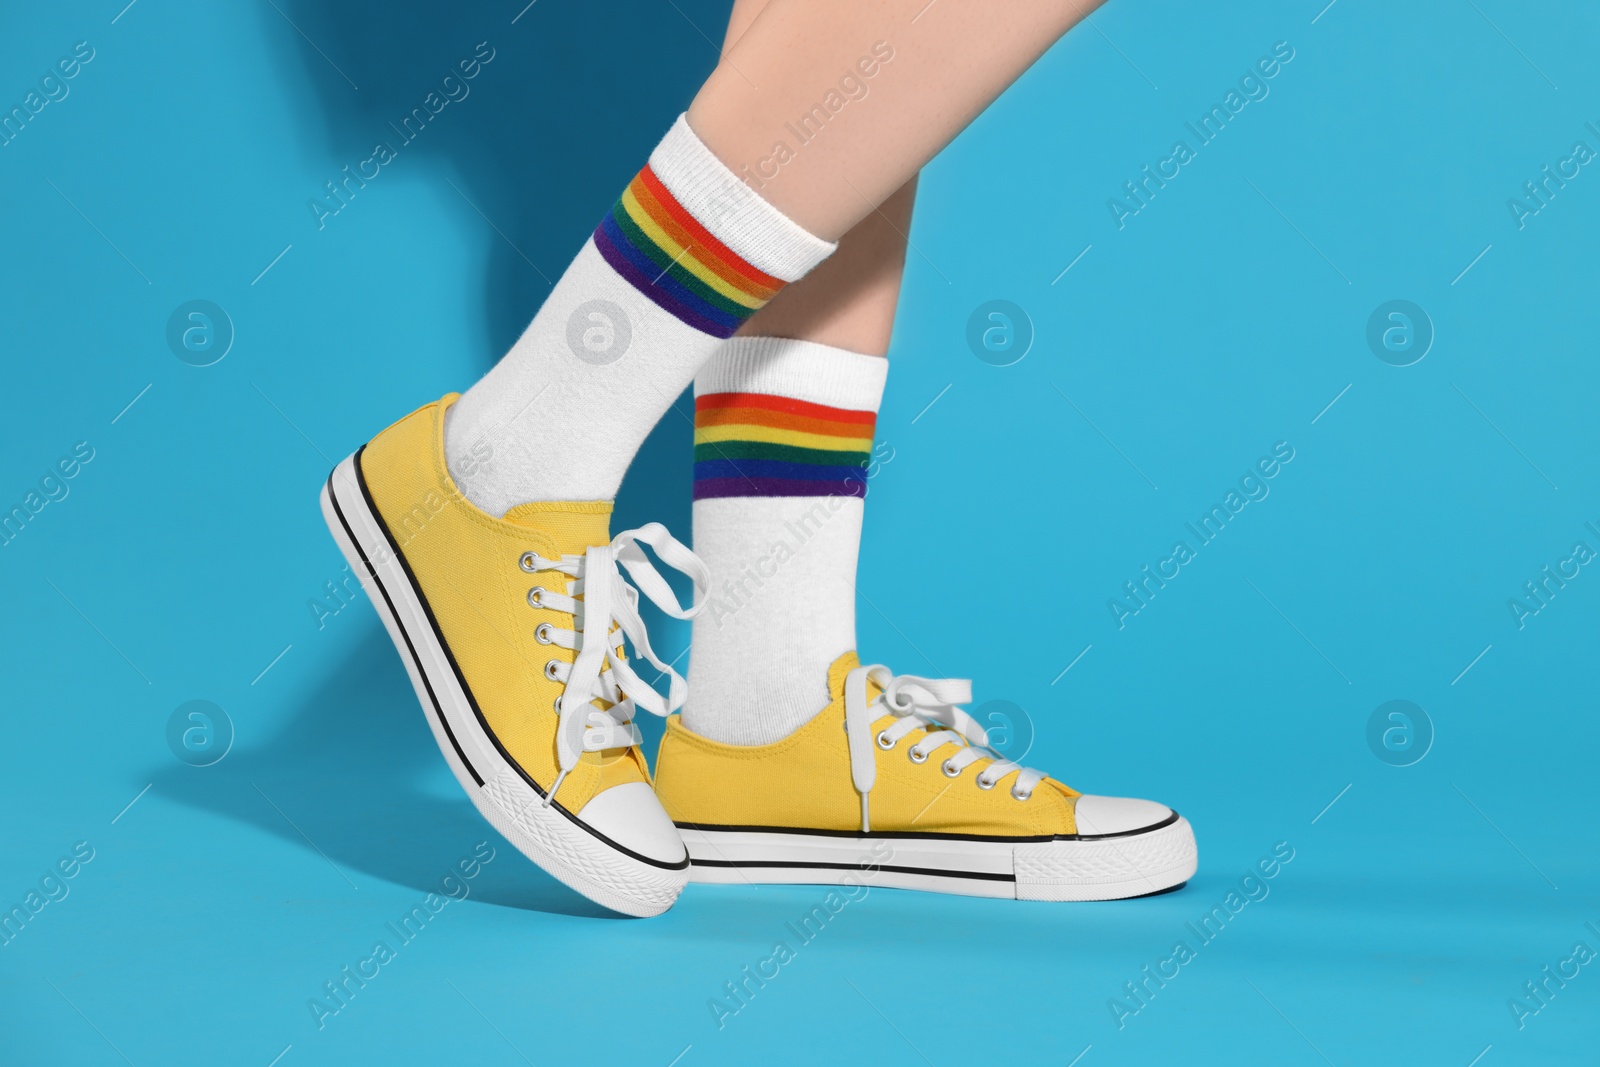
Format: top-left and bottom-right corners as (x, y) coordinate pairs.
(326, 466), (482, 786)
(691, 858), (1016, 882)
(676, 809), (1181, 844)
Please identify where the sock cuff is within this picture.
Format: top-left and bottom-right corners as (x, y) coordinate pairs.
(691, 338), (886, 502)
(694, 336), (889, 413)
(649, 114), (836, 283)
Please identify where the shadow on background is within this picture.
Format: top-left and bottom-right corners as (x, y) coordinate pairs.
(154, 626), (616, 917)
(155, 0), (727, 907)
(266, 0), (721, 532)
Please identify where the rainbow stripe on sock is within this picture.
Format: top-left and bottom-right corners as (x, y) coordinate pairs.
(693, 392), (876, 500)
(594, 165), (783, 338)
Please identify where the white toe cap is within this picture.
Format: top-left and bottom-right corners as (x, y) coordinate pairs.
(577, 782), (687, 865)
(1073, 794), (1175, 837)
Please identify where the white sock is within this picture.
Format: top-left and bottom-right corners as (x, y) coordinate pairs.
(684, 337), (889, 745)
(443, 115), (835, 514)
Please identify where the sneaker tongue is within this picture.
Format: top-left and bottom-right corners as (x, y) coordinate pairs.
(827, 651), (890, 710)
(826, 651), (863, 701)
(501, 501), (613, 555)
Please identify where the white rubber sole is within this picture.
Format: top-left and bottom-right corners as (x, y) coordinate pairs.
(320, 451), (687, 917)
(680, 814), (1196, 902)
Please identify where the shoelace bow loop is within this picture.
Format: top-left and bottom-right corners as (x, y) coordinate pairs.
(523, 522), (709, 803)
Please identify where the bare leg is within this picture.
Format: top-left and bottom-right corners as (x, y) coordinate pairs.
(691, 0), (1102, 240)
(451, 0), (1097, 511)
(718, 0), (922, 356)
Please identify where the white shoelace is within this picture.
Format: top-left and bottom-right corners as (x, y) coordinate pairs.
(843, 663), (1046, 832)
(520, 522), (709, 804)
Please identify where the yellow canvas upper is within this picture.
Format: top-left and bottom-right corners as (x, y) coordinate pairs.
(360, 395), (649, 812)
(655, 652), (1083, 836)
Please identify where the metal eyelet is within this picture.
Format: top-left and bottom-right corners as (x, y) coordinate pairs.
(942, 760), (962, 778)
(527, 586), (547, 608)
(975, 775), (996, 790)
(535, 623), (554, 644)
(1010, 787), (1033, 801)
(908, 748), (929, 764)
(554, 696), (563, 713)
(544, 660), (560, 681)
(876, 731), (895, 750)
(519, 552), (539, 573)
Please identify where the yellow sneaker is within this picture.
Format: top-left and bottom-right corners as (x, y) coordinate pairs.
(320, 395), (707, 916)
(655, 653), (1197, 901)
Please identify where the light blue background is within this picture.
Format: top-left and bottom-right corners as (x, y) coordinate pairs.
(3, 1), (1597, 1064)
